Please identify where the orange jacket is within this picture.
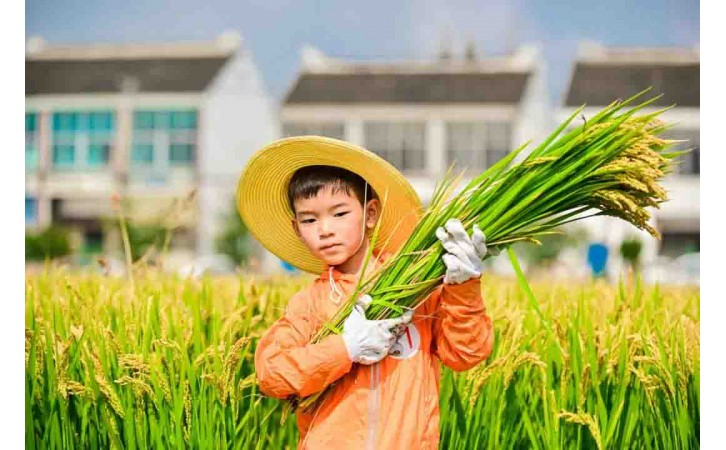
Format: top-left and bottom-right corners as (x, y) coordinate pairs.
(254, 251), (494, 449)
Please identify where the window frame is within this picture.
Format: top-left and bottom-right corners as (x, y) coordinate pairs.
(660, 128), (699, 176)
(131, 109), (198, 171)
(26, 113), (39, 172)
(363, 121), (426, 173)
(50, 111), (115, 171)
(445, 121), (512, 172)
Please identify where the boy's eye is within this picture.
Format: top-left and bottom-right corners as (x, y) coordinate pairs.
(301, 218), (315, 224)
(334, 211), (350, 217)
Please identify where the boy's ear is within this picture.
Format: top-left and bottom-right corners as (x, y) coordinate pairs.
(365, 199), (381, 230)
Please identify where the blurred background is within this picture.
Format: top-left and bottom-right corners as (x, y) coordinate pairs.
(24, 0), (699, 285)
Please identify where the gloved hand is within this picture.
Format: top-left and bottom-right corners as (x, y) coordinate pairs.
(342, 294), (414, 365)
(436, 218), (488, 285)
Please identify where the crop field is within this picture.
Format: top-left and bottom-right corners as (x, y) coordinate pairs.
(25, 268), (699, 449)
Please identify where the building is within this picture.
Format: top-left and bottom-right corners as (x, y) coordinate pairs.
(25, 32), (276, 266)
(558, 42), (700, 273)
(264, 43), (550, 272)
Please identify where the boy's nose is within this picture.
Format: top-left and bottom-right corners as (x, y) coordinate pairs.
(318, 218), (334, 236)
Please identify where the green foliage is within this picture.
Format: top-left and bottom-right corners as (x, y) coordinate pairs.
(620, 237), (643, 269)
(25, 225), (72, 261)
(299, 91), (678, 410)
(123, 220), (168, 262)
(515, 227), (589, 269)
(101, 192), (197, 264)
(214, 198), (251, 266)
(25, 270), (700, 449)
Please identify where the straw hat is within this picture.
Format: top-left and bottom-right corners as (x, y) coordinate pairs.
(236, 136), (423, 274)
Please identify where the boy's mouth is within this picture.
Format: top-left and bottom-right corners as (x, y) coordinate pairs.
(320, 243), (341, 252)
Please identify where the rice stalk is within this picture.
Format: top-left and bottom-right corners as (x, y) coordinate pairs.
(297, 90), (681, 412)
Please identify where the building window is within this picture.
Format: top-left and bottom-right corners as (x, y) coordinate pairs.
(446, 122), (512, 172)
(660, 231), (700, 257)
(281, 122), (345, 140)
(51, 111), (114, 170)
(132, 144), (154, 165)
(132, 110), (197, 169)
(662, 128), (699, 175)
(83, 230), (104, 255)
(26, 113), (39, 172)
(25, 197), (37, 225)
(364, 122), (426, 172)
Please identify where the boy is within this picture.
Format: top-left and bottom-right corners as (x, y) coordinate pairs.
(238, 136), (494, 449)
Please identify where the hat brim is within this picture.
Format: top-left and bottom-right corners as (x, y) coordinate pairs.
(237, 136), (423, 274)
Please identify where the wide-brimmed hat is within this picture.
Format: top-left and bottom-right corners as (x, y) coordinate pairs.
(236, 135), (423, 274)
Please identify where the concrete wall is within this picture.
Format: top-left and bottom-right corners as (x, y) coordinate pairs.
(513, 44), (553, 163)
(197, 42), (278, 256)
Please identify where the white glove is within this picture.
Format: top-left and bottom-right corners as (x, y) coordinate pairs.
(342, 294), (414, 365)
(436, 219), (488, 285)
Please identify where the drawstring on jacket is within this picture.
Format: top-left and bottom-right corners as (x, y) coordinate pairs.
(329, 266), (343, 304)
(329, 181), (369, 304)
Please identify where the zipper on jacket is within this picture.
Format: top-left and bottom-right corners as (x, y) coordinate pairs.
(366, 362), (381, 449)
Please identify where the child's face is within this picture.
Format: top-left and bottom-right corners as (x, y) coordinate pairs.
(291, 186), (380, 273)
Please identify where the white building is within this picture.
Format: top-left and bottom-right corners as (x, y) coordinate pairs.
(262, 43), (550, 272)
(25, 32), (276, 266)
(557, 42), (700, 276)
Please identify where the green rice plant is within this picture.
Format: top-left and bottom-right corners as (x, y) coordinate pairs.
(25, 268), (698, 449)
(25, 269), (306, 449)
(437, 275), (699, 450)
(296, 90), (685, 412)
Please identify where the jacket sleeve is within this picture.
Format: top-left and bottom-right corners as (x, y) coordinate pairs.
(428, 277), (494, 371)
(254, 291), (353, 399)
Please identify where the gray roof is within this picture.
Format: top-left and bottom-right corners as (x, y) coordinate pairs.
(565, 63), (699, 107)
(284, 72), (530, 104)
(26, 56), (231, 94)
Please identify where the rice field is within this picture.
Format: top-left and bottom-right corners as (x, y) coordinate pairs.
(25, 266), (699, 449)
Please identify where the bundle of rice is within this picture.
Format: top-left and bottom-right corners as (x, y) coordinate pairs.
(295, 90), (685, 412)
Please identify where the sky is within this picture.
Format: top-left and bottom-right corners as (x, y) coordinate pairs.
(26, 0), (700, 106)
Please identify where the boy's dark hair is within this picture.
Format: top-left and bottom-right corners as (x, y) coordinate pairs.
(287, 165), (379, 213)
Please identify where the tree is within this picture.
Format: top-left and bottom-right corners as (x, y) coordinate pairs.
(25, 225), (72, 261)
(125, 221), (168, 262)
(514, 226), (589, 270)
(214, 198), (251, 266)
(620, 236), (643, 271)
(102, 192), (196, 264)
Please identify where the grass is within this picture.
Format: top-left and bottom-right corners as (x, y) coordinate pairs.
(25, 266), (699, 449)
(296, 90), (685, 411)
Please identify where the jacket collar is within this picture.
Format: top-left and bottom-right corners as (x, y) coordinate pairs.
(318, 248), (391, 283)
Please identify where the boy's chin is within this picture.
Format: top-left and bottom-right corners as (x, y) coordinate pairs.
(318, 253), (350, 267)
(321, 256), (346, 266)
